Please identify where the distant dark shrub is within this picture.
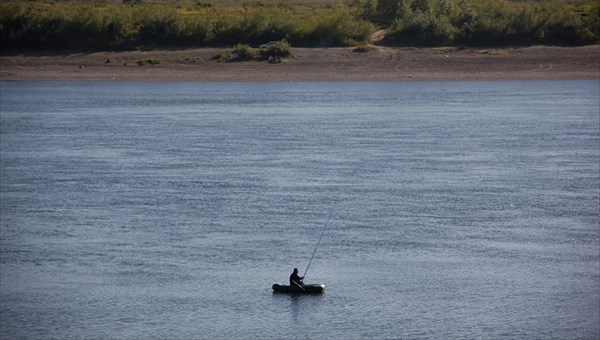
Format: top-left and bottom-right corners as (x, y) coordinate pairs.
(185, 56), (203, 63)
(136, 57), (160, 65)
(212, 51), (233, 62)
(352, 44), (376, 52)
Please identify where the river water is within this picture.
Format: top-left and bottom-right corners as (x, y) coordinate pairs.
(1, 81), (599, 339)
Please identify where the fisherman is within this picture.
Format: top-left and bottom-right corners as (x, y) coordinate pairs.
(289, 268), (304, 287)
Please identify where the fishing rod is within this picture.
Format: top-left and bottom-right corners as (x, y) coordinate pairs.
(303, 205), (336, 278)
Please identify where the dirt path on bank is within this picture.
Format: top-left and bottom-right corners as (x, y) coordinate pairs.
(1, 45), (598, 81)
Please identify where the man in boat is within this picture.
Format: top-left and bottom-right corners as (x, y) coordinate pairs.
(289, 268), (304, 287)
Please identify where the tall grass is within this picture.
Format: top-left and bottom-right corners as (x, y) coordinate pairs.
(372, 0), (599, 46)
(0, 2), (376, 49)
(0, 0), (597, 50)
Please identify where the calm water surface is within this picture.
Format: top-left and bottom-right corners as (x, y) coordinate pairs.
(1, 81), (599, 339)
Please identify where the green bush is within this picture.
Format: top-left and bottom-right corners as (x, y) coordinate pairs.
(260, 40), (294, 58)
(225, 40), (295, 61)
(309, 6), (377, 46)
(387, 9), (456, 45)
(233, 43), (259, 60)
(212, 51), (232, 62)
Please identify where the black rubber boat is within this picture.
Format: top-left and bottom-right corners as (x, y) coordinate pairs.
(272, 283), (325, 294)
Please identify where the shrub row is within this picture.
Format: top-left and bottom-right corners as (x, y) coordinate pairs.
(0, 2), (376, 50)
(0, 0), (598, 50)
(366, 0), (599, 46)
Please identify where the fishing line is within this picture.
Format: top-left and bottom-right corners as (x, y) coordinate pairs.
(303, 203), (336, 278)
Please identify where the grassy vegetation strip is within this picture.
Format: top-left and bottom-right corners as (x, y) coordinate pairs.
(375, 0), (600, 46)
(0, 0), (598, 50)
(0, 2), (375, 49)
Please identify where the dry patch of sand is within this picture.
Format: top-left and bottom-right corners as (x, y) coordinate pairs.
(1, 45), (598, 81)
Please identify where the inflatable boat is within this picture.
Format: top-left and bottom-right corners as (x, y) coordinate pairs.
(272, 283), (325, 294)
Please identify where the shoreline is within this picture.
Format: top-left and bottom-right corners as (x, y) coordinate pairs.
(1, 45), (598, 82)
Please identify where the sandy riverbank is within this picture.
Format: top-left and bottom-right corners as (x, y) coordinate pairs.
(1, 45), (598, 81)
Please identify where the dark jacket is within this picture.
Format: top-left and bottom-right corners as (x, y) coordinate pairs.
(290, 272), (304, 286)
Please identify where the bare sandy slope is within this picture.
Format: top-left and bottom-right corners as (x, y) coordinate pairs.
(1, 45), (598, 81)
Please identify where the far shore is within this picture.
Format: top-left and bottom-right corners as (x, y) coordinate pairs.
(1, 45), (598, 82)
